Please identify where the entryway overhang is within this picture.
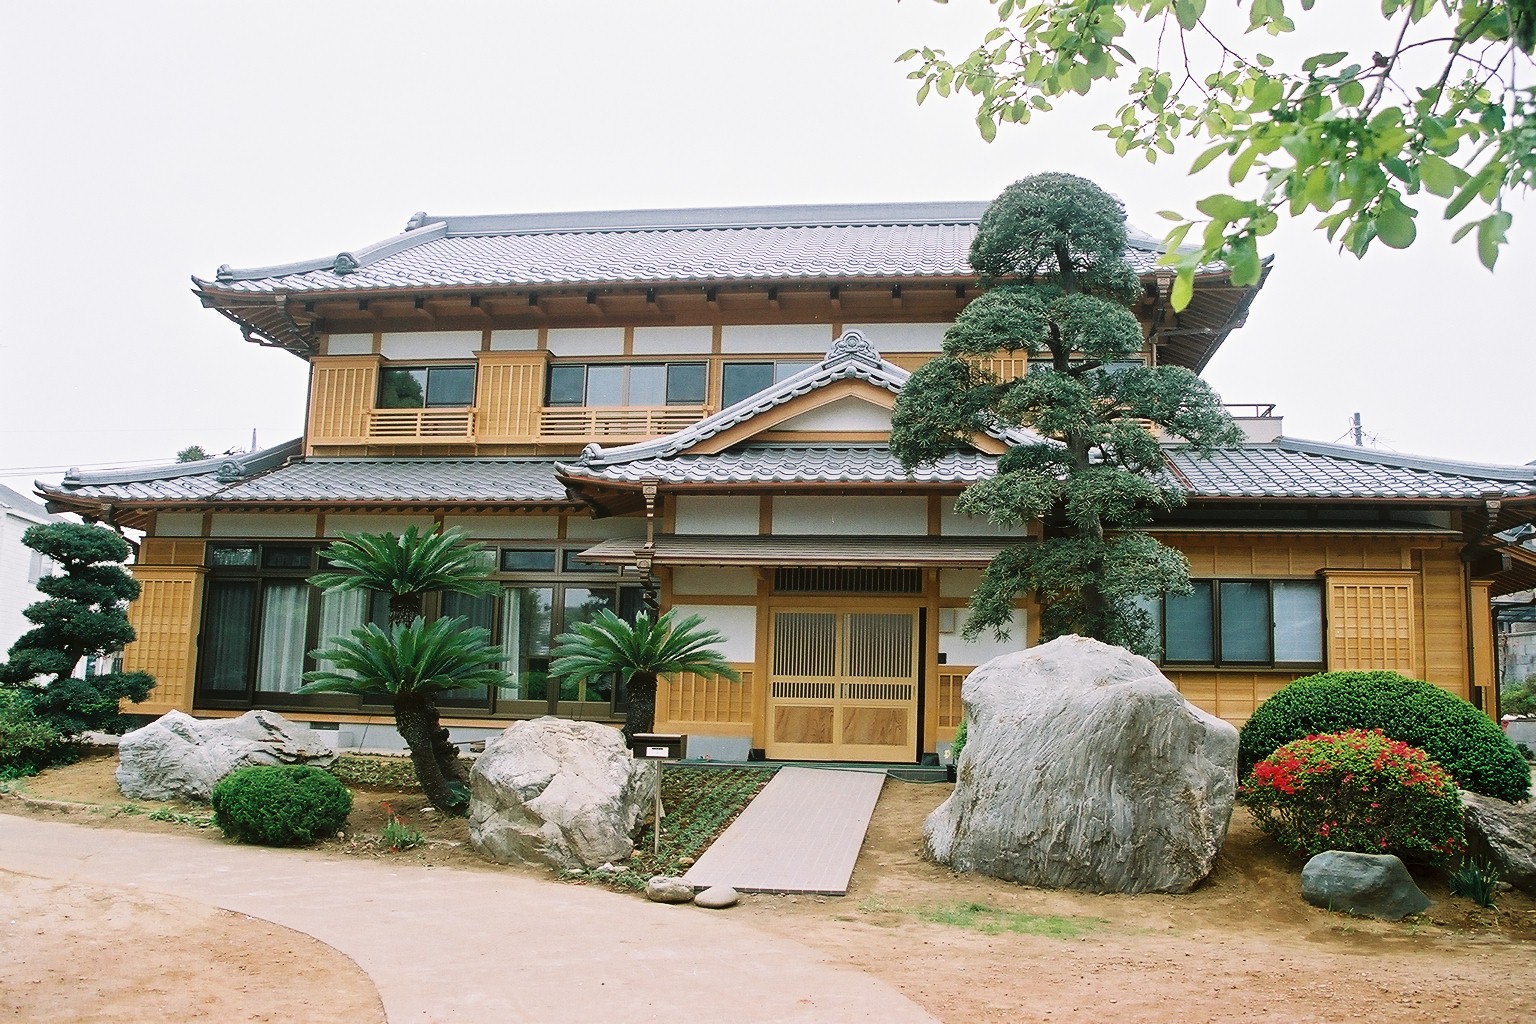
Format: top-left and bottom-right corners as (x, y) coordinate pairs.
(577, 533), (1020, 568)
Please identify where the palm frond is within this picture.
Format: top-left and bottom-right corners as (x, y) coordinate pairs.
(309, 526), (497, 599)
(549, 609), (740, 686)
(301, 615), (508, 697)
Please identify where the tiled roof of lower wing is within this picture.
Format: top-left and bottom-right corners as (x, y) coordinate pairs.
(1168, 439), (1536, 500)
(563, 445), (998, 486)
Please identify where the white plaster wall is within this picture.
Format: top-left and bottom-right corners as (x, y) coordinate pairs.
(939, 608), (1028, 665)
(668, 603), (756, 662)
(775, 396), (891, 432)
(844, 322), (949, 352)
(441, 515), (560, 540)
(633, 326), (713, 355)
(720, 323), (834, 354)
(564, 516), (647, 540)
(671, 566), (758, 596)
(0, 512), (45, 656)
(324, 514), (437, 538)
(325, 333), (374, 356)
(209, 513), (319, 539)
(773, 495), (926, 536)
(939, 496), (1029, 537)
(489, 330), (539, 351)
(940, 568), (982, 598)
(674, 495), (759, 535)
(154, 512), (204, 537)
(379, 331), (481, 360)
(547, 328), (625, 356)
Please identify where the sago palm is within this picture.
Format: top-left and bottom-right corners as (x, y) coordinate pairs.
(310, 526), (497, 626)
(550, 609), (739, 742)
(301, 616), (507, 813)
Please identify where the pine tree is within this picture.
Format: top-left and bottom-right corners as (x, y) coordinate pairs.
(890, 173), (1243, 656)
(1, 523), (155, 737)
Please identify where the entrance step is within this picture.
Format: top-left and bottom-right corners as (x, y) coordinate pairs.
(681, 766), (884, 896)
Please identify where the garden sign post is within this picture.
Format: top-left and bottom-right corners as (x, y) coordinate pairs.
(630, 733), (687, 855)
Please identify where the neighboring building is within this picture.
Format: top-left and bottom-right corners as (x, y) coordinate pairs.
(37, 203), (1536, 761)
(0, 484), (65, 659)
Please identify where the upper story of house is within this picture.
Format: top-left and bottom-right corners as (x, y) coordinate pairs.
(192, 202), (1267, 458)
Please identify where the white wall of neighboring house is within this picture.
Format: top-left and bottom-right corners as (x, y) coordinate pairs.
(0, 486), (63, 660)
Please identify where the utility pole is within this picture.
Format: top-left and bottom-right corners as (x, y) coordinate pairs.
(1352, 412), (1363, 447)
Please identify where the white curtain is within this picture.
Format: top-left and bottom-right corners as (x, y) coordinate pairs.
(257, 582), (311, 693)
(316, 589), (369, 677)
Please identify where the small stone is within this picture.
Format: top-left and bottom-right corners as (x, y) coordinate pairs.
(693, 885), (739, 909)
(593, 862), (624, 875)
(646, 876), (696, 903)
(1301, 851), (1430, 921)
(677, 856), (696, 868)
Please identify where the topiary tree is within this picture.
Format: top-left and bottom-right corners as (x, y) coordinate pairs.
(550, 609), (739, 743)
(890, 173), (1242, 655)
(0, 523), (154, 746)
(1239, 670), (1531, 802)
(303, 527), (502, 814)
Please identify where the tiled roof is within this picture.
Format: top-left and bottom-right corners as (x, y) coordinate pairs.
(578, 534), (1016, 567)
(198, 202), (1179, 294)
(40, 442), (570, 507)
(1166, 439), (1536, 500)
(567, 445), (995, 486)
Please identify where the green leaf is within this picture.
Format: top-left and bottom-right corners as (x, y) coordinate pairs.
(1189, 142), (1229, 175)
(1476, 212), (1512, 269)
(1301, 51), (1348, 73)
(978, 110), (998, 142)
(1170, 269), (1195, 311)
(1419, 154), (1463, 197)
(1375, 207), (1417, 249)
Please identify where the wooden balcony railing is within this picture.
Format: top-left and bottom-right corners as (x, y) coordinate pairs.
(368, 408), (476, 440)
(539, 405), (707, 439)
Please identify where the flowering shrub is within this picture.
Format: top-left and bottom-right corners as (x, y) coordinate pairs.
(1239, 729), (1465, 867)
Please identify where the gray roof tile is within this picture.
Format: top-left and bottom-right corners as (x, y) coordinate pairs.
(570, 445), (994, 486)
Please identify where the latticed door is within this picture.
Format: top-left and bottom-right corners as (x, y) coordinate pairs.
(767, 608), (919, 761)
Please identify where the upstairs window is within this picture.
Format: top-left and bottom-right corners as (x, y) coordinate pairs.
(378, 365), (476, 408)
(721, 360), (816, 407)
(1148, 579), (1324, 667)
(546, 362), (706, 407)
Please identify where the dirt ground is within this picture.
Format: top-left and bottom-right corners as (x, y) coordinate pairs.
(4, 752), (1535, 1024)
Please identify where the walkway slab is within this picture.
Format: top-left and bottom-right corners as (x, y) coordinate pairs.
(0, 813), (937, 1024)
(682, 766), (884, 895)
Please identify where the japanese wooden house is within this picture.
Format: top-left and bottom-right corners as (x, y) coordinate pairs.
(39, 202), (1536, 761)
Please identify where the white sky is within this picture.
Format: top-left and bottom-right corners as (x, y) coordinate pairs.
(2, 1), (1531, 497)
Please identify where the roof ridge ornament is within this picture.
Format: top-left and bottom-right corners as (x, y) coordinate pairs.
(827, 329), (881, 365)
(404, 211), (429, 231)
(332, 252), (360, 275)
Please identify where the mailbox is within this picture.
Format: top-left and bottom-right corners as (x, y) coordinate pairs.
(631, 733), (687, 760)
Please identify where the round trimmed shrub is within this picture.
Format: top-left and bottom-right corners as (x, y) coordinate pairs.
(1239, 671), (1530, 803)
(1239, 729), (1466, 866)
(211, 765), (352, 846)
(0, 689), (70, 778)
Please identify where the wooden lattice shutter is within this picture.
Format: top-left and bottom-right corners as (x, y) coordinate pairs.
(1322, 571), (1417, 676)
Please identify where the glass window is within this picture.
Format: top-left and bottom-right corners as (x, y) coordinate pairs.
(256, 582), (311, 694)
(628, 364), (667, 406)
(774, 360), (815, 381)
(1164, 582), (1214, 662)
(586, 365), (625, 406)
(262, 546), (312, 570)
(497, 585), (554, 704)
(1273, 581), (1324, 663)
(560, 588), (617, 702)
(203, 580), (256, 693)
(379, 366), (475, 408)
(666, 363), (707, 405)
(547, 364), (586, 406)
(562, 550), (614, 573)
(501, 549), (558, 572)
(210, 545), (257, 567)
(722, 362), (775, 406)
(1219, 581), (1270, 663)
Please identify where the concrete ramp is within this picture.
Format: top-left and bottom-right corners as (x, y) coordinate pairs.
(682, 766), (884, 896)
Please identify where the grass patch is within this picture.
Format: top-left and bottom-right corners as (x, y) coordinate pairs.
(147, 806), (215, 829)
(915, 901), (1104, 939)
(569, 765), (776, 891)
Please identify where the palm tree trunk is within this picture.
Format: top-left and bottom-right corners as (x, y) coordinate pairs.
(394, 691), (467, 815)
(623, 672), (658, 744)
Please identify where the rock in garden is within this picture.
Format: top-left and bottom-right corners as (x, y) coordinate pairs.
(923, 635), (1239, 894)
(693, 885), (739, 909)
(468, 717), (656, 872)
(1301, 851), (1430, 920)
(116, 710), (336, 802)
(1460, 790), (1536, 896)
(646, 876), (696, 903)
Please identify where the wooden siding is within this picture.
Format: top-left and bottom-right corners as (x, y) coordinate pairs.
(655, 664), (755, 737)
(1469, 580), (1495, 713)
(138, 538), (206, 566)
(1323, 572), (1418, 676)
(934, 666), (973, 744)
(476, 351), (548, 441)
(122, 567), (207, 715)
(307, 356), (379, 448)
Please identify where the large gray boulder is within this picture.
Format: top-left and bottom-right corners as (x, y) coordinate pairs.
(468, 717), (656, 872)
(925, 635), (1238, 894)
(116, 710), (337, 802)
(1461, 790), (1536, 896)
(1301, 851), (1430, 920)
